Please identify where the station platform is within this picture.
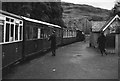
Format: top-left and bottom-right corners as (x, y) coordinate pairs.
(3, 41), (118, 79)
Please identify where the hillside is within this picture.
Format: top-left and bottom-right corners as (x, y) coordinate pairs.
(62, 2), (110, 21)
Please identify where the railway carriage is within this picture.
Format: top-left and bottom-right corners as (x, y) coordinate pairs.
(21, 16), (62, 57)
(0, 10), (78, 69)
(62, 28), (77, 45)
(0, 10), (23, 68)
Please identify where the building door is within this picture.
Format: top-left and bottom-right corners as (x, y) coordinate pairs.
(105, 33), (115, 54)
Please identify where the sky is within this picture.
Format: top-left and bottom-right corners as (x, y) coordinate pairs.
(61, 0), (116, 10)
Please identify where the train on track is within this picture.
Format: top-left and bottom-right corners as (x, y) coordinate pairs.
(0, 10), (84, 69)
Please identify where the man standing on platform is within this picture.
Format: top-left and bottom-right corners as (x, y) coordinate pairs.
(97, 32), (107, 56)
(49, 30), (56, 56)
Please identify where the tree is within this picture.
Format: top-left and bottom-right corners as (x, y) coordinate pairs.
(2, 2), (65, 27)
(111, 0), (120, 16)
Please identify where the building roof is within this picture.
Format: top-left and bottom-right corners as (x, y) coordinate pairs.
(92, 15), (120, 33)
(100, 15), (120, 32)
(92, 21), (106, 32)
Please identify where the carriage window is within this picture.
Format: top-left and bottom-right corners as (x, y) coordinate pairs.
(71, 31), (73, 37)
(11, 19), (14, 22)
(41, 29), (44, 38)
(5, 23), (10, 42)
(65, 30), (67, 38)
(65, 30), (66, 38)
(20, 21), (22, 24)
(38, 28), (41, 39)
(15, 24), (18, 40)
(26, 26), (32, 40)
(70, 31), (72, 37)
(73, 31), (75, 37)
(30, 27), (33, 39)
(74, 31), (76, 37)
(63, 30), (65, 38)
(19, 26), (23, 40)
(67, 30), (68, 37)
(67, 30), (69, 37)
(26, 26), (30, 40)
(33, 27), (38, 39)
(10, 24), (14, 41)
(64, 30), (66, 38)
(73, 31), (74, 37)
(44, 33), (47, 38)
(44, 31), (47, 38)
(20, 26), (23, 40)
(4, 17), (23, 42)
(6, 17), (10, 22)
(69, 31), (71, 37)
(72, 31), (74, 37)
(63, 30), (67, 38)
(65, 30), (67, 37)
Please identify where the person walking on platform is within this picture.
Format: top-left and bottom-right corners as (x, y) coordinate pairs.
(97, 32), (107, 56)
(82, 32), (85, 42)
(49, 30), (56, 56)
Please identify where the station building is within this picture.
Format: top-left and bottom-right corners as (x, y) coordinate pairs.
(90, 15), (120, 55)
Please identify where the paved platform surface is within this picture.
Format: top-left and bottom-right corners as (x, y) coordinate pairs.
(3, 41), (118, 79)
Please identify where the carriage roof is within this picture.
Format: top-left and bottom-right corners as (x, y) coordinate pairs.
(0, 10), (61, 29)
(0, 9), (22, 19)
(21, 16), (61, 28)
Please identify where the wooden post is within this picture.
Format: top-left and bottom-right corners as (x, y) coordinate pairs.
(115, 34), (120, 56)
